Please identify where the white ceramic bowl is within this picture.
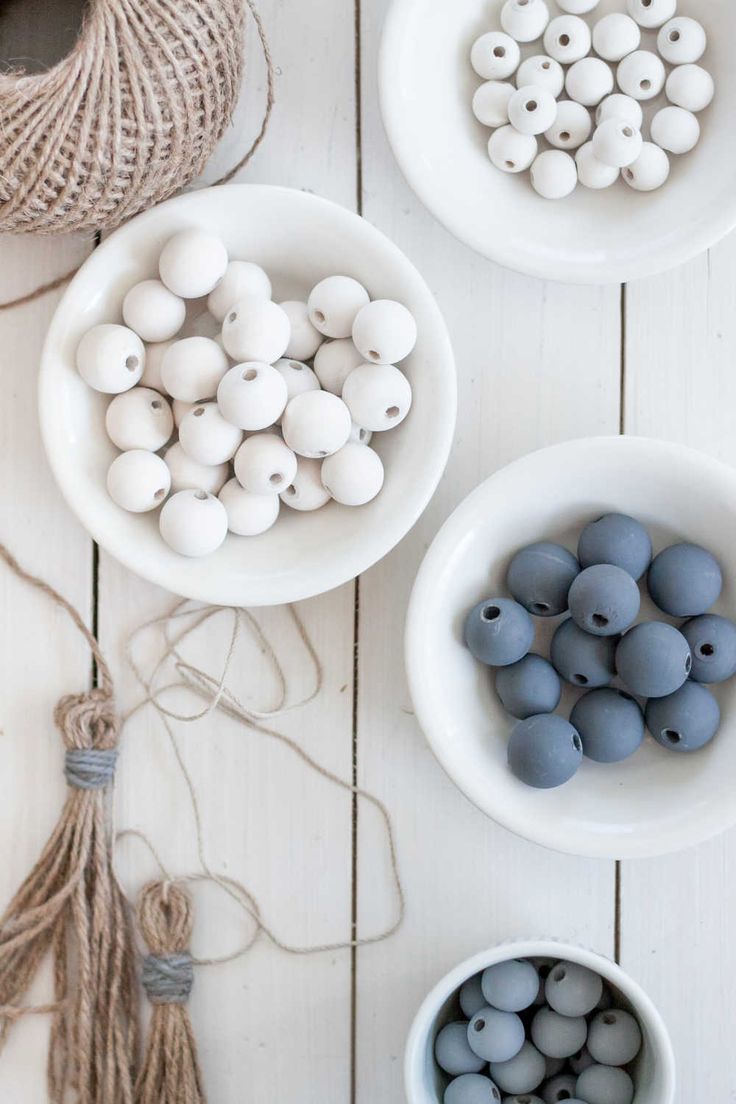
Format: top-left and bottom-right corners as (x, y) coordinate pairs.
(405, 939), (675, 1104)
(380, 0), (735, 284)
(39, 185), (456, 606)
(405, 436), (736, 859)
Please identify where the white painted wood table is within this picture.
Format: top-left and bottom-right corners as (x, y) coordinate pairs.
(0, 2), (733, 1101)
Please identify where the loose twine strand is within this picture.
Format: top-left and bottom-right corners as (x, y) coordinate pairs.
(0, 0), (275, 313)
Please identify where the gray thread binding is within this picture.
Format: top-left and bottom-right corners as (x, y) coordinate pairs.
(64, 748), (119, 790)
(142, 953), (194, 1004)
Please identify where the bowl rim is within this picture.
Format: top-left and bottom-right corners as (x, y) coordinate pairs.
(379, 0), (736, 285)
(38, 183), (457, 606)
(404, 938), (676, 1104)
(405, 435), (736, 859)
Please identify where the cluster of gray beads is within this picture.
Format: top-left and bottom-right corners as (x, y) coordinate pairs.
(435, 956), (642, 1104)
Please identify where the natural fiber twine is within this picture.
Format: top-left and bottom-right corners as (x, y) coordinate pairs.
(0, 0), (247, 236)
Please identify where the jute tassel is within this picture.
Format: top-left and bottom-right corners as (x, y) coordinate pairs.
(0, 544), (138, 1103)
(135, 881), (205, 1104)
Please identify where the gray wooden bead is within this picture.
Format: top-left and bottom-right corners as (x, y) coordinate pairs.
(586, 1009), (642, 1065)
(508, 715), (583, 789)
(468, 1007), (526, 1063)
(645, 680), (720, 752)
(495, 654), (562, 719)
(507, 541), (580, 616)
(570, 689), (644, 764)
(465, 598), (535, 667)
(541, 1073), (578, 1102)
(648, 541), (722, 617)
(482, 959), (540, 1012)
(489, 1040), (546, 1095)
(576, 1064), (634, 1104)
(545, 961), (603, 1017)
(460, 973), (488, 1019)
(615, 621), (691, 698)
(551, 619), (617, 689)
(531, 1008), (588, 1059)
(435, 1021), (486, 1076)
(444, 1073), (502, 1104)
(568, 564), (640, 637)
(681, 613), (736, 683)
(577, 514), (652, 580)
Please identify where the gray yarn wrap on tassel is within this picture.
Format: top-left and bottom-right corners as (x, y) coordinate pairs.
(142, 953), (194, 1005)
(64, 747), (119, 789)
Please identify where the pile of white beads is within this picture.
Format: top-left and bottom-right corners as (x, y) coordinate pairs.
(470, 0), (714, 198)
(76, 228), (416, 557)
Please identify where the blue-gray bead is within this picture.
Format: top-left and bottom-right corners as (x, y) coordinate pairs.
(541, 1073), (579, 1103)
(459, 973), (487, 1019)
(444, 1073), (502, 1104)
(465, 599), (535, 668)
(648, 542), (722, 617)
(550, 619), (617, 689)
(495, 655), (562, 720)
(681, 614), (736, 684)
(544, 961), (603, 1018)
(468, 1007), (525, 1063)
(508, 715), (583, 789)
(645, 680), (720, 752)
(578, 514), (652, 581)
(615, 622), (691, 698)
(570, 689), (644, 764)
(481, 959), (539, 1013)
(568, 564), (640, 637)
(489, 1041), (546, 1095)
(435, 1022), (486, 1076)
(586, 1009), (641, 1066)
(531, 1008), (587, 1060)
(507, 542), (580, 617)
(576, 1065), (634, 1104)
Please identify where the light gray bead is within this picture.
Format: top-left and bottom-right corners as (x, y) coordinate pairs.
(444, 1073), (502, 1104)
(541, 1073), (578, 1103)
(570, 1045), (595, 1075)
(482, 959), (540, 1012)
(507, 541), (580, 616)
(550, 618), (617, 689)
(648, 541), (722, 617)
(435, 1021), (486, 1076)
(531, 1008), (588, 1059)
(576, 1064), (634, 1104)
(578, 514), (652, 581)
(545, 961), (603, 1017)
(489, 1041), (546, 1095)
(468, 1007), (526, 1063)
(568, 564), (640, 637)
(460, 973), (488, 1019)
(586, 1009), (641, 1066)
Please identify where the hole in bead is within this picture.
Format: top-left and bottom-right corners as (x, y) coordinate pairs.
(314, 309), (326, 324)
(592, 613), (609, 628)
(505, 159), (516, 169)
(640, 78), (651, 90)
(624, 168), (635, 181)
(228, 311), (237, 323)
(559, 130), (571, 142)
(125, 355), (139, 371)
(318, 450), (328, 457)
(572, 673), (589, 686)
(285, 485), (296, 496)
(269, 472), (283, 485)
(290, 361), (303, 370)
(602, 1013), (617, 1025)
(663, 729), (682, 744)
(542, 61), (550, 69)
(473, 1018), (485, 1032)
(368, 349), (381, 361)
(526, 100), (538, 112)
(154, 488), (166, 501)
(493, 45), (506, 57)
(193, 407), (205, 417)
(698, 642), (715, 657)
(482, 605), (501, 622)
(558, 33), (570, 47)
(685, 654), (692, 673)
(194, 491), (208, 501)
(669, 29), (680, 41)
(553, 966), (566, 981)
(642, 0), (652, 6)
(386, 405), (400, 418)
(572, 734), (582, 752)
(359, 428), (368, 442)
(243, 368), (258, 381)
(531, 601), (550, 614)
(151, 399), (163, 410)
(622, 126), (634, 138)
(491, 1091), (500, 1103)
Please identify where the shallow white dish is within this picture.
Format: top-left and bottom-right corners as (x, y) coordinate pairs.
(405, 436), (736, 859)
(39, 185), (456, 606)
(405, 939), (675, 1104)
(380, 0), (735, 284)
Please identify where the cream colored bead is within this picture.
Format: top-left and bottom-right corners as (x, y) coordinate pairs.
(313, 338), (365, 394)
(282, 391), (352, 458)
(352, 299), (417, 365)
(122, 279), (185, 343)
(274, 358), (321, 400)
(280, 457), (331, 512)
(565, 57), (614, 107)
(516, 55), (564, 97)
(158, 229), (228, 299)
(159, 489), (228, 556)
(508, 84), (558, 135)
(307, 275), (370, 339)
(592, 119), (643, 168)
(626, 0), (676, 29)
(617, 50), (666, 100)
(279, 300), (324, 361)
(321, 443), (385, 507)
(622, 142), (670, 191)
(141, 340), (174, 393)
(575, 142), (619, 189)
(217, 362), (289, 431)
(543, 15), (591, 64)
(595, 94), (643, 130)
(160, 336), (229, 403)
(650, 106), (700, 154)
(178, 402), (243, 465)
(657, 16), (706, 65)
(77, 324), (145, 394)
(488, 126), (538, 173)
(234, 433), (297, 495)
(472, 81), (515, 128)
(470, 31), (521, 80)
(107, 450), (171, 513)
(545, 100), (592, 150)
(666, 64), (714, 112)
(207, 261), (272, 322)
(218, 478), (280, 536)
(105, 387), (173, 452)
(500, 0), (550, 44)
(221, 297), (291, 364)
(592, 13), (640, 62)
(342, 364), (412, 432)
(530, 150), (578, 199)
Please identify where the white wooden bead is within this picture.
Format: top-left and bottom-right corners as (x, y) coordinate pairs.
(622, 142), (670, 191)
(565, 58), (614, 107)
(218, 478), (280, 536)
(651, 105), (700, 154)
(207, 260), (271, 322)
(107, 450), (171, 513)
(530, 150), (578, 199)
(141, 340), (174, 393)
(472, 81), (515, 128)
(77, 324), (145, 394)
(617, 50), (665, 100)
(488, 126), (538, 173)
(160, 336), (229, 403)
(164, 442), (229, 495)
(508, 85), (558, 135)
(105, 387), (174, 452)
(234, 433), (297, 495)
(307, 275), (370, 338)
(280, 457), (331, 512)
(470, 32), (521, 80)
(352, 299), (417, 365)
(122, 279), (185, 345)
(342, 364), (412, 432)
(657, 16), (706, 64)
(516, 56), (564, 97)
(158, 229), (228, 299)
(666, 64), (714, 112)
(348, 423), (373, 446)
(592, 13), (640, 62)
(545, 101), (591, 150)
(595, 94), (643, 129)
(274, 358), (321, 400)
(320, 443), (384, 507)
(178, 402), (243, 465)
(592, 119), (643, 167)
(557, 0), (599, 11)
(172, 399), (196, 427)
(221, 297), (291, 363)
(543, 16), (591, 64)
(626, 0), (676, 29)
(159, 489), (228, 556)
(279, 300), (324, 361)
(575, 142), (620, 188)
(313, 338), (364, 394)
(217, 362), (288, 431)
(282, 391), (352, 458)
(500, 0), (550, 43)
